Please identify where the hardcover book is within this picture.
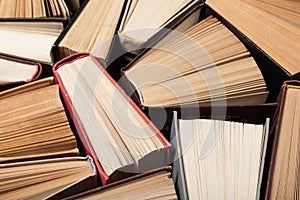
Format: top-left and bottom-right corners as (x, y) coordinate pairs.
(171, 111), (270, 199)
(53, 53), (171, 185)
(0, 54), (42, 91)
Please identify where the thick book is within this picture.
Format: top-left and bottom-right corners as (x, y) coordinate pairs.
(171, 111), (270, 199)
(0, 19), (64, 65)
(0, 77), (79, 163)
(53, 52), (171, 185)
(265, 80), (300, 199)
(121, 15), (268, 108)
(0, 54), (42, 92)
(0, 156), (97, 200)
(63, 166), (177, 200)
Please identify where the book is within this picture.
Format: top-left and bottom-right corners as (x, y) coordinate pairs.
(171, 111), (270, 199)
(0, 54), (42, 92)
(199, 4), (290, 103)
(0, 0), (70, 19)
(118, 0), (202, 53)
(206, 0), (300, 75)
(0, 77), (79, 163)
(0, 20), (64, 64)
(265, 80), (300, 199)
(63, 166), (177, 200)
(53, 53), (171, 185)
(0, 156), (96, 200)
(122, 15), (268, 108)
(56, 0), (127, 61)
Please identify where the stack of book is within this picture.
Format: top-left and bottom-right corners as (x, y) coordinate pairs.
(0, 0), (299, 199)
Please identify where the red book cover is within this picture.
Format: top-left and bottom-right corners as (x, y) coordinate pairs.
(53, 52), (171, 185)
(0, 54), (42, 91)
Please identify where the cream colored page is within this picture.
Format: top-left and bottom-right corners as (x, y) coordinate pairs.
(0, 29), (60, 63)
(122, 0), (192, 41)
(0, 59), (36, 83)
(75, 58), (165, 156)
(57, 62), (127, 176)
(179, 119), (264, 199)
(57, 56), (166, 175)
